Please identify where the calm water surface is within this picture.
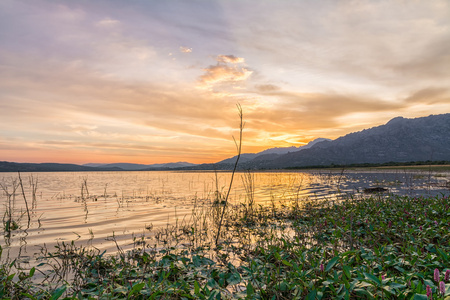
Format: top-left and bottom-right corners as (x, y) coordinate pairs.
(1, 170), (449, 262)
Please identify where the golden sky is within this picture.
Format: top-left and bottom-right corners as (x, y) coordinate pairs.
(1, 1), (450, 164)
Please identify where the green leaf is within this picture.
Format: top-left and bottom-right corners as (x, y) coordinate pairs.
(323, 280), (334, 286)
(343, 265), (351, 279)
(29, 267), (35, 277)
(394, 266), (405, 273)
(208, 290), (220, 300)
(325, 256), (339, 272)
(247, 282), (254, 297)
(355, 288), (374, 299)
(388, 282), (406, 290)
(317, 291), (324, 299)
(412, 294), (428, 300)
(282, 260), (293, 267)
(306, 290), (317, 300)
(129, 282), (145, 295)
(194, 281), (200, 295)
(279, 281), (288, 291)
(382, 286), (396, 295)
(20, 293), (37, 300)
(364, 272), (381, 285)
(440, 248), (450, 260)
(50, 285), (67, 300)
(424, 279), (435, 288)
(274, 251), (282, 260)
(227, 272), (241, 286)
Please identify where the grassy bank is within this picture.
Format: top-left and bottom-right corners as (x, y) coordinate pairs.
(2, 193), (450, 299)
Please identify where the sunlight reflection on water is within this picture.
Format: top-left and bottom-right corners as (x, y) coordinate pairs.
(0, 170), (448, 260)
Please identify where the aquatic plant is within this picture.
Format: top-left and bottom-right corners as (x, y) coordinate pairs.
(2, 192), (450, 299)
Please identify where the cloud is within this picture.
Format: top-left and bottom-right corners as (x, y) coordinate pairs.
(199, 65), (252, 86)
(255, 84), (281, 93)
(180, 46), (192, 53)
(217, 55), (245, 64)
(215, 1), (450, 96)
(390, 35), (450, 81)
(198, 55), (252, 87)
(97, 18), (120, 27)
(405, 87), (449, 104)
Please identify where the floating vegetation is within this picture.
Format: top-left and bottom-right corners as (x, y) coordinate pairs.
(2, 193), (450, 299)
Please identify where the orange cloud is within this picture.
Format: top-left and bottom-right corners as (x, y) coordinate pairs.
(199, 65), (252, 86)
(217, 55), (245, 64)
(198, 55), (252, 87)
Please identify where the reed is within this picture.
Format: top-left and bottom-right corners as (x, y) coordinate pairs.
(1, 178), (20, 236)
(215, 103), (244, 246)
(17, 171), (31, 225)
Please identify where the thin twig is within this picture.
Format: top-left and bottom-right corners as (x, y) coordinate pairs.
(215, 103), (244, 246)
(18, 171), (31, 224)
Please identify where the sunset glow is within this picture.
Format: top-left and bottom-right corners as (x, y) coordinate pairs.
(1, 1), (449, 164)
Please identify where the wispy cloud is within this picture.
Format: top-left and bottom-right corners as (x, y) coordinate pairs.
(180, 46), (192, 53)
(405, 87), (449, 104)
(96, 18), (120, 27)
(217, 55), (245, 64)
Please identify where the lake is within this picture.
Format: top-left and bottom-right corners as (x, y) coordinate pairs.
(1, 169), (449, 263)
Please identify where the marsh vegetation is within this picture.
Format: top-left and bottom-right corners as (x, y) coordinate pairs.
(1, 169), (449, 299)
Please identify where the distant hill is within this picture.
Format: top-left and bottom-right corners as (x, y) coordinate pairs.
(0, 161), (198, 172)
(83, 162), (198, 171)
(0, 161), (121, 172)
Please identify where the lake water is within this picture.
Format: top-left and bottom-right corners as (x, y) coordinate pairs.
(1, 169), (449, 263)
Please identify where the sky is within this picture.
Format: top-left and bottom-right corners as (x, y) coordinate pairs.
(1, 0), (450, 164)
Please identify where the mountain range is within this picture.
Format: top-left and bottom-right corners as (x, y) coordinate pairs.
(217, 138), (331, 165)
(1, 113), (449, 172)
(220, 113), (450, 169)
(188, 113), (450, 170)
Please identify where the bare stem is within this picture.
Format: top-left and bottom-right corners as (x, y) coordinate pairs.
(18, 171), (31, 224)
(215, 103), (244, 246)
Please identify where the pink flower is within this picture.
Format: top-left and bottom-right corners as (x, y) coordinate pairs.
(427, 285), (433, 299)
(381, 275), (385, 280)
(435, 269), (440, 283)
(435, 221), (439, 226)
(445, 270), (450, 281)
(320, 263), (324, 272)
(440, 281), (445, 296)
